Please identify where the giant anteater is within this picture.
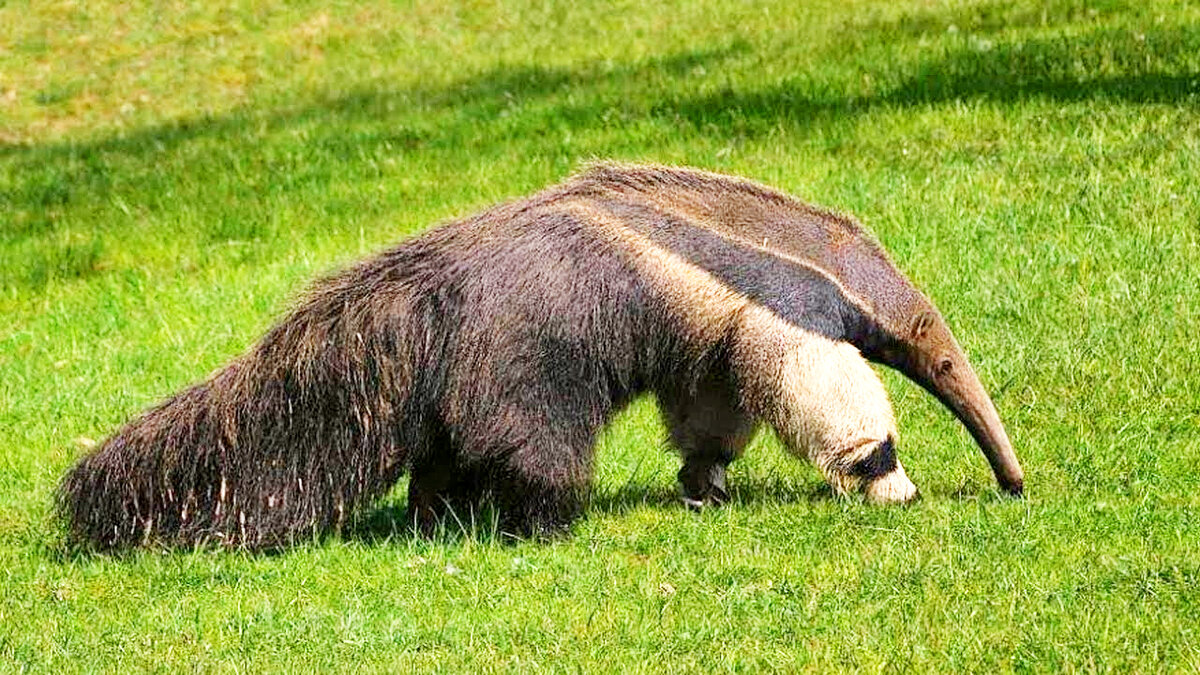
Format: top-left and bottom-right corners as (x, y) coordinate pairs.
(60, 163), (1023, 550)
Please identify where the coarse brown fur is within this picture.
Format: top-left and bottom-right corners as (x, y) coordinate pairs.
(59, 163), (1022, 551)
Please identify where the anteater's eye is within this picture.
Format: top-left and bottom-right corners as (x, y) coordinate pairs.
(937, 359), (953, 376)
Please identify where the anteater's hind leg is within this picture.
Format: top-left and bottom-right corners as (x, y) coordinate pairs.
(449, 399), (595, 540)
(406, 452), (457, 537)
(487, 429), (593, 540)
(405, 457), (489, 537)
(660, 373), (757, 509)
(404, 417), (488, 537)
(731, 306), (918, 503)
(410, 451), (586, 540)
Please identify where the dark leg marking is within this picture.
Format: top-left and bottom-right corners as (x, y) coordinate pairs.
(848, 436), (898, 481)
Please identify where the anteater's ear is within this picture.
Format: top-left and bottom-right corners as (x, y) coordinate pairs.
(910, 311), (937, 340)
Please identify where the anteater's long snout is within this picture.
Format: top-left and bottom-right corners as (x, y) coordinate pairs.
(889, 334), (1024, 496)
(938, 362), (1024, 495)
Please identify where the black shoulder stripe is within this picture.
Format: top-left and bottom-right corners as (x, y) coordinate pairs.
(592, 198), (878, 344)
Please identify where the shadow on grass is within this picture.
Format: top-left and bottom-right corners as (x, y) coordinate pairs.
(8, 23), (1195, 163)
(41, 473), (1010, 559)
(3, 17), (1196, 238)
(591, 474), (838, 515)
(341, 473), (838, 546)
(5, 17), (1197, 288)
(341, 473), (1015, 546)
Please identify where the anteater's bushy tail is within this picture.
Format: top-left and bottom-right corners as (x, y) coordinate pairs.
(58, 257), (440, 551)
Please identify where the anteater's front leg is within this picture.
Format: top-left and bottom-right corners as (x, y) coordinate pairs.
(661, 373), (757, 510)
(731, 306), (919, 503)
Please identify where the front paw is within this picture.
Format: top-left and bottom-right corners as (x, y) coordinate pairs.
(864, 463), (919, 504)
(679, 463), (730, 510)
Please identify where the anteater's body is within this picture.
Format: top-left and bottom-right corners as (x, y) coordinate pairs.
(60, 164), (1023, 550)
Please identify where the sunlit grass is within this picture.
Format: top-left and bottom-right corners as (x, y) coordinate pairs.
(2, 0), (1199, 670)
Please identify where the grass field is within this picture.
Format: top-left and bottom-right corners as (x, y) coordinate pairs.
(3, 0), (1200, 670)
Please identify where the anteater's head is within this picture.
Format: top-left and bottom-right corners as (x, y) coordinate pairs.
(873, 310), (1024, 496)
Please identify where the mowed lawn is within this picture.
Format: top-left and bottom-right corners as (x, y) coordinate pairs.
(2, 0), (1199, 670)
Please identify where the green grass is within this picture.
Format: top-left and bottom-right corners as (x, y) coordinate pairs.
(3, 0), (1200, 670)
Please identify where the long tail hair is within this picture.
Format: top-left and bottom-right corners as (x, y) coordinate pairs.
(57, 244), (451, 550)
